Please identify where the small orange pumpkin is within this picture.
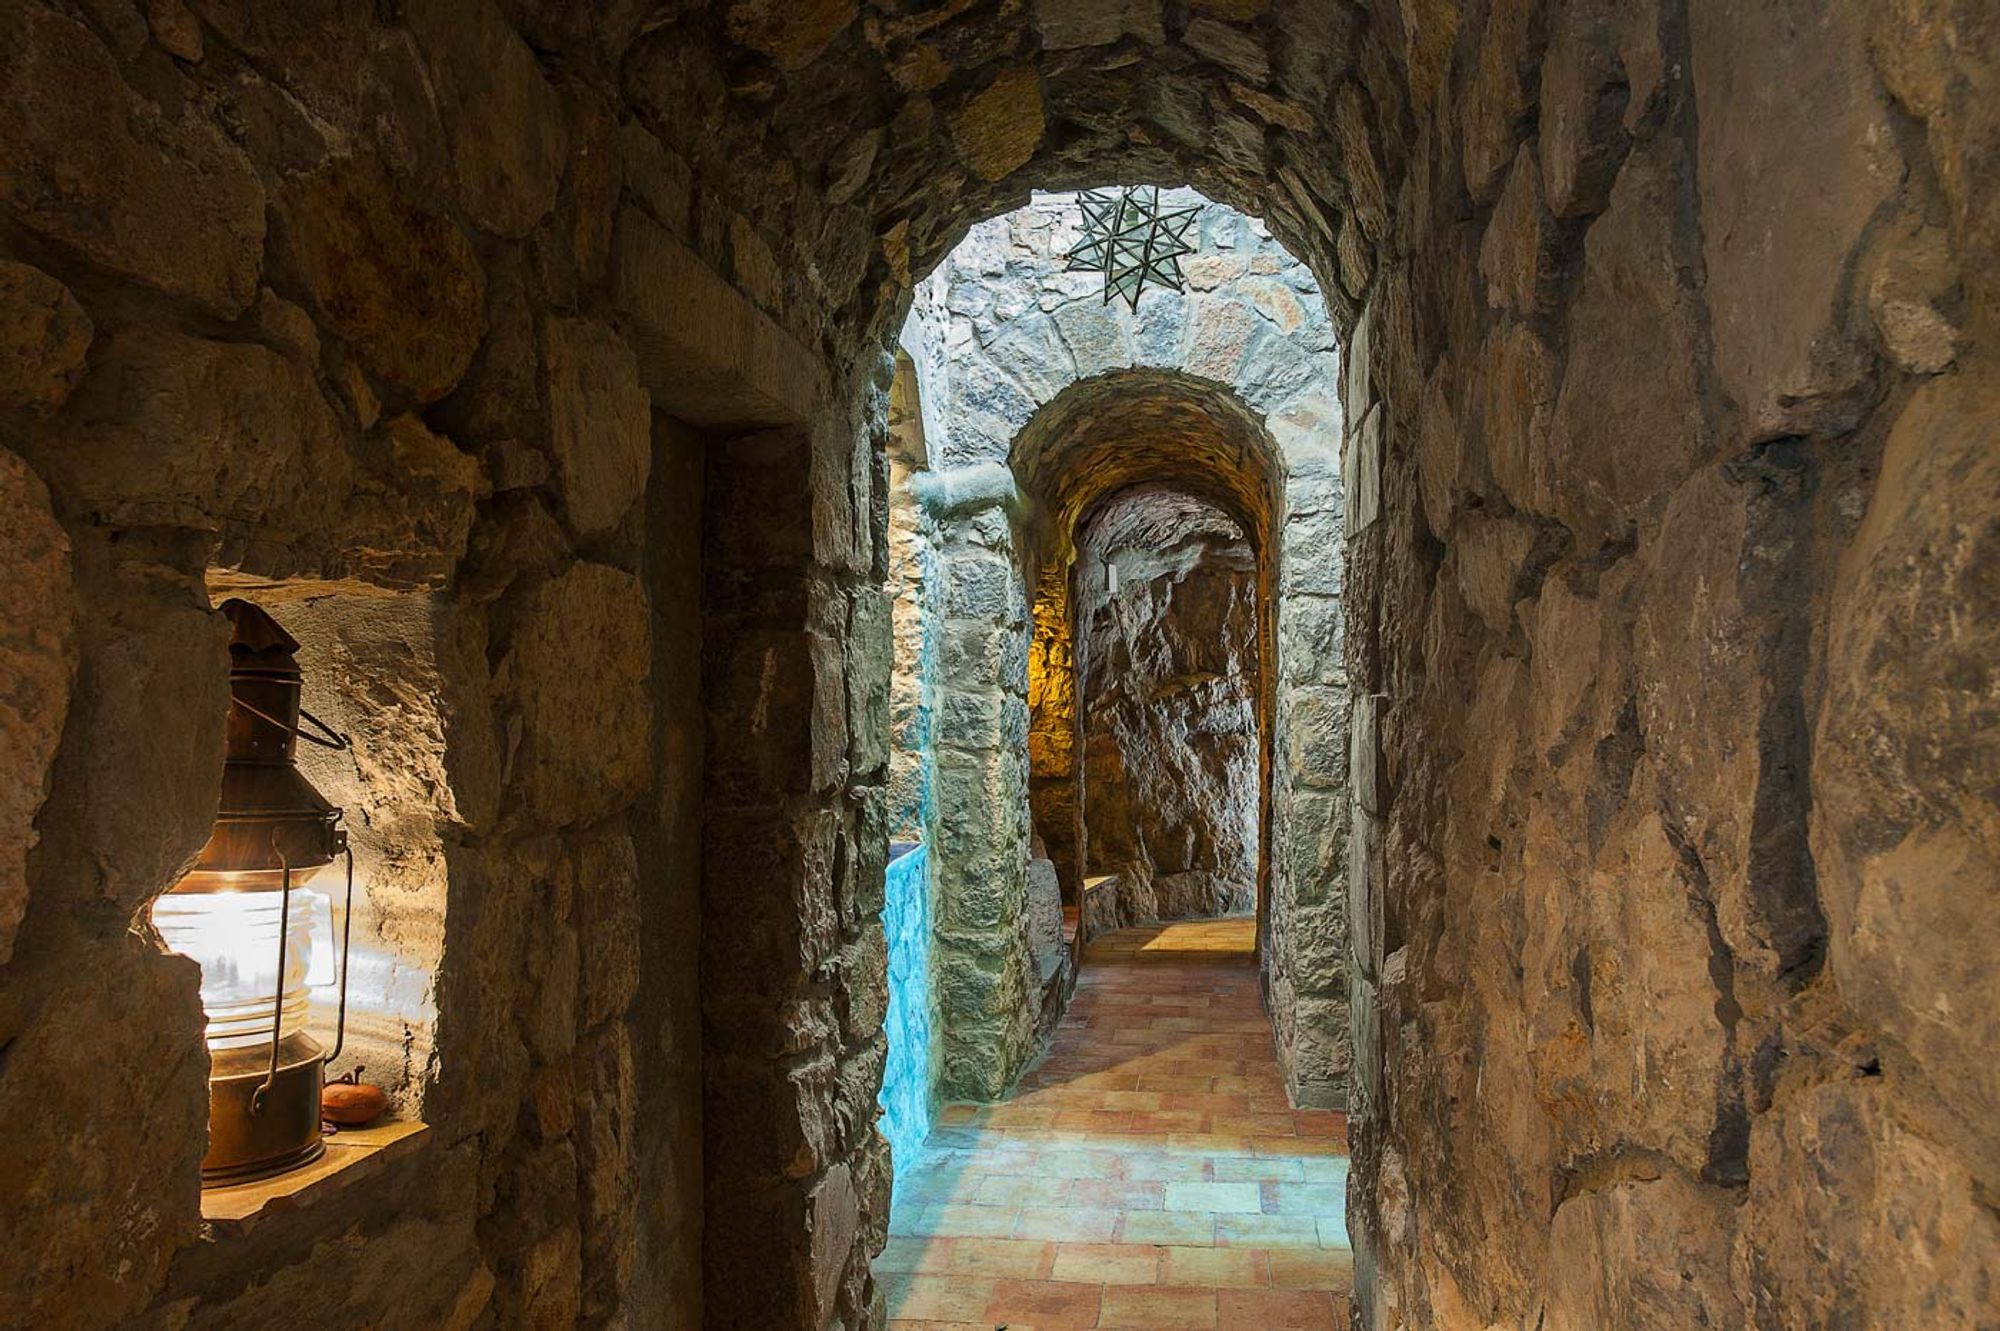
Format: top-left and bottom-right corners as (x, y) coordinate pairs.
(322, 1067), (388, 1127)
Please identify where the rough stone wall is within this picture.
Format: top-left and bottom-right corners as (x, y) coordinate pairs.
(915, 477), (1041, 1101)
(0, 3), (891, 1326)
(927, 191), (1339, 473)
(1075, 489), (1261, 924)
(1343, 3), (2000, 1327)
(700, 416), (893, 1331)
(1026, 559), (1083, 898)
(885, 356), (938, 843)
(1269, 414), (1350, 1111)
(878, 843), (936, 1175)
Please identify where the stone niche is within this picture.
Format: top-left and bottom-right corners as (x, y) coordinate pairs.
(207, 577), (475, 1117)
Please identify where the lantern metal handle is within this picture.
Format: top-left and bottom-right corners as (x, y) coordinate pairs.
(325, 842), (355, 1065)
(250, 833), (356, 1117)
(229, 695), (352, 751)
(251, 839), (296, 1117)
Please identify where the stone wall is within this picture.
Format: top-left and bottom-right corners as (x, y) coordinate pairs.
(877, 843), (935, 1178)
(1076, 488), (1261, 923)
(0, 3), (892, 1326)
(913, 473), (1041, 1101)
(1342, 3), (2000, 1327)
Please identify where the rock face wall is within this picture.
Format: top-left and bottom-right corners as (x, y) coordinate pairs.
(0, 2), (1992, 1330)
(1342, 3), (2000, 1328)
(1077, 489), (1260, 923)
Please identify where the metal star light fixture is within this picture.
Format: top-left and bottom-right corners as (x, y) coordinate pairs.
(1066, 187), (1201, 311)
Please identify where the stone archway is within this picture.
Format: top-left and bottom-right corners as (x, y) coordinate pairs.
(903, 356), (1349, 1110)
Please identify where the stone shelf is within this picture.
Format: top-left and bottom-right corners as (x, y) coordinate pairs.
(201, 1120), (430, 1239)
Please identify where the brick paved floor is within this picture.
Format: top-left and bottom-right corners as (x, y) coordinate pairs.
(881, 918), (1352, 1330)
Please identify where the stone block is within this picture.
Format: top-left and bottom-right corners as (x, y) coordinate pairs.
(276, 152), (486, 402)
(1545, 140), (1709, 545)
(0, 450), (72, 964)
(0, 4), (263, 316)
(952, 65), (1044, 182)
(1451, 508), (1547, 635)
(1480, 147), (1561, 315)
(1871, 0), (2000, 323)
(1287, 685), (1350, 789)
(611, 206), (825, 427)
(407, 0), (565, 237)
(1864, 215), (1965, 374)
(725, 0), (856, 70)
(835, 926), (889, 1043)
(1343, 403), (1381, 533)
(0, 941), (206, 1327)
(806, 1163), (859, 1325)
(1694, 0), (1899, 438)
(544, 317), (651, 537)
(1185, 17), (1270, 84)
(1285, 788), (1350, 908)
(1739, 1078), (2000, 1327)
(495, 562), (652, 827)
(1034, 0), (1163, 49)
(705, 807), (841, 1001)
(846, 588), (892, 777)
(1813, 364), (2000, 1177)
(0, 262), (90, 412)
(942, 550), (1014, 622)
(1638, 462), (1823, 984)
(45, 327), (343, 532)
(1543, 1170), (1740, 1330)
(1459, 0), (1536, 202)
(1538, 0), (1641, 217)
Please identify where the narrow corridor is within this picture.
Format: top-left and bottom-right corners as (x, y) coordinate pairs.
(882, 920), (1352, 1329)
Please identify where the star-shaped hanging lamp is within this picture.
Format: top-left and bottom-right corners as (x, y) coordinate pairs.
(1065, 187), (1201, 311)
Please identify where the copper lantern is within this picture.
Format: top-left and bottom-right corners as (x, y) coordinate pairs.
(151, 599), (355, 1185)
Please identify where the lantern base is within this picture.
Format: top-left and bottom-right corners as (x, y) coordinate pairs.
(202, 1036), (326, 1187)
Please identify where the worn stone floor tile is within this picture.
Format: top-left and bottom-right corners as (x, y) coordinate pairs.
(877, 1235), (955, 1273)
(1218, 1286), (1342, 1329)
(1265, 1181), (1346, 1215)
(1267, 1247), (1357, 1289)
(1165, 1180), (1265, 1213)
(881, 1273), (999, 1321)
(1067, 1178), (1165, 1211)
(984, 1278), (1103, 1328)
(1013, 1205), (1121, 1242)
(1161, 1243), (1270, 1287)
(1048, 1241), (1164, 1284)
(923, 1202), (1020, 1238)
(1117, 1209), (1220, 1246)
(1098, 1282), (1220, 1329)
(949, 1237), (1056, 1278)
(973, 1173), (1073, 1208)
(1215, 1212), (1324, 1247)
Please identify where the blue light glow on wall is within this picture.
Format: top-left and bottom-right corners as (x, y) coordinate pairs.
(879, 841), (937, 1174)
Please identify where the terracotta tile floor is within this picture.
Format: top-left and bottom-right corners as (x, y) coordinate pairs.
(882, 918), (1352, 1330)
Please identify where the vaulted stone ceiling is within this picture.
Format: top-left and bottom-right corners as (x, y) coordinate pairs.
(1011, 369), (1282, 562)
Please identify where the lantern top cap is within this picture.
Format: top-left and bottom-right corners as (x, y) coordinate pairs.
(220, 598), (302, 666)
